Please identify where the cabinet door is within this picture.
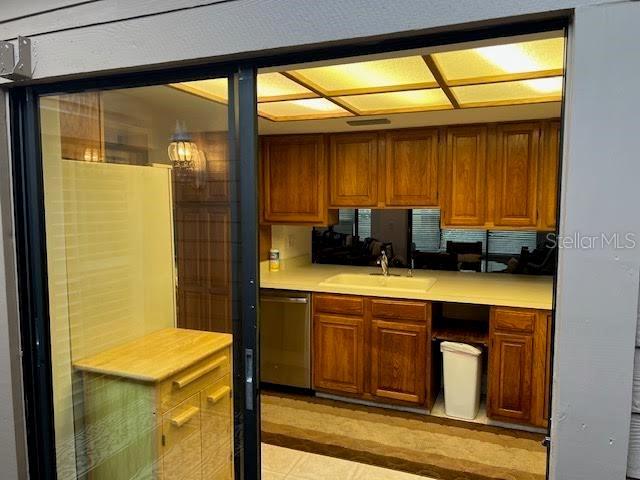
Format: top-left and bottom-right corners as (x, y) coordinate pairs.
(532, 311), (553, 427)
(262, 135), (328, 223)
(201, 374), (233, 480)
(488, 332), (533, 422)
(162, 393), (202, 480)
(313, 314), (364, 394)
(385, 129), (438, 207)
(370, 320), (426, 404)
(175, 206), (231, 333)
(442, 126), (487, 227)
(538, 121), (560, 231)
(329, 133), (378, 207)
(494, 122), (540, 228)
(173, 131), (229, 203)
(58, 91), (104, 162)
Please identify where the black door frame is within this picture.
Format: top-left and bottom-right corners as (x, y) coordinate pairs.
(9, 64), (261, 479)
(8, 15), (569, 480)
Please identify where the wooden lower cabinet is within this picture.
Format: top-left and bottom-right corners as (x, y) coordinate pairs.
(74, 329), (234, 480)
(370, 319), (427, 404)
(488, 307), (552, 427)
(312, 293), (433, 408)
(313, 313), (365, 395)
(162, 393), (203, 480)
(488, 331), (533, 422)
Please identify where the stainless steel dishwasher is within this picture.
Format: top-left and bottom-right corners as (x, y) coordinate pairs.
(259, 289), (311, 388)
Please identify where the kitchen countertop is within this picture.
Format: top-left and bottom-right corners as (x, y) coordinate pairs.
(260, 261), (553, 310)
(73, 328), (232, 382)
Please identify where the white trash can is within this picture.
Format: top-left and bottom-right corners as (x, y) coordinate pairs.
(440, 341), (483, 420)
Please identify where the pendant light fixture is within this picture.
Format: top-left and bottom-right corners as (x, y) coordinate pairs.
(168, 121), (198, 173)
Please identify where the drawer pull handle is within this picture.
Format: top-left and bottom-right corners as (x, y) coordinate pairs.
(207, 386), (231, 405)
(173, 356), (227, 389)
(170, 406), (199, 428)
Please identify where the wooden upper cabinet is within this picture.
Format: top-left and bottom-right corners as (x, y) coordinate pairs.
(261, 134), (332, 224)
(493, 123), (540, 228)
(384, 129), (439, 207)
(442, 126), (487, 227)
(329, 133), (378, 207)
(58, 92), (104, 162)
(538, 121), (561, 231)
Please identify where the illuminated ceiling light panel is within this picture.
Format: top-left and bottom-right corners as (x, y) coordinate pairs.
(257, 98), (352, 121)
(256, 73), (317, 102)
(173, 73), (316, 104)
(288, 56), (437, 96)
(433, 37), (565, 84)
(451, 76), (563, 107)
(337, 89), (452, 115)
(173, 78), (228, 102)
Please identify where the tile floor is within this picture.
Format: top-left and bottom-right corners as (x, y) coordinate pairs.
(261, 444), (436, 480)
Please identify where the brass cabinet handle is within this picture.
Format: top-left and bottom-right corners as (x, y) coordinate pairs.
(207, 386), (231, 405)
(173, 356), (227, 389)
(170, 406), (199, 427)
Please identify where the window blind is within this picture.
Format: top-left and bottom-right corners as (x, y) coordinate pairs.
(487, 230), (537, 255)
(358, 209), (372, 239)
(411, 208), (441, 251)
(334, 209), (355, 235)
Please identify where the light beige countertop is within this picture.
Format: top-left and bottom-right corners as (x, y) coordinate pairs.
(260, 260), (553, 310)
(73, 328), (232, 382)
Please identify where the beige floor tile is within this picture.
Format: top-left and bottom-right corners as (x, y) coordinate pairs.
(285, 451), (359, 480)
(352, 463), (436, 480)
(261, 469), (287, 480)
(261, 444), (304, 476)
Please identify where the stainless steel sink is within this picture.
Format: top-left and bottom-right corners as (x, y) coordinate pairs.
(319, 273), (436, 293)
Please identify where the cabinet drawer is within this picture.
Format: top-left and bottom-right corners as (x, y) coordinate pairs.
(314, 293), (364, 316)
(371, 299), (429, 323)
(492, 307), (536, 333)
(159, 347), (231, 413)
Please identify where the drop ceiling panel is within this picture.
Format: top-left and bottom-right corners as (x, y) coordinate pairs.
(451, 77), (563, 107)
(288, 56), (438, 96)
(337, 89), (452, 115)
(433, 37), (565, 85)
(257, 98), (352, 121)
(256, 73), (318, 102)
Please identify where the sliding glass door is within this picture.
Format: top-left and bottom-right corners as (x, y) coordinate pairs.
(13, 69), (259, 479)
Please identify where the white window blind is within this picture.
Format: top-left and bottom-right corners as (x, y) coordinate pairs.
(441, 229), (487, 253)
(411, 208), (441, 251)
(358, 209), (372, 239)
(334, 209), (355, 235)
(487, 231), (537, 255)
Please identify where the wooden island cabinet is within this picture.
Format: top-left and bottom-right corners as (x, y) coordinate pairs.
(312, 292), (552, 428)
(74, 328), (233, 480)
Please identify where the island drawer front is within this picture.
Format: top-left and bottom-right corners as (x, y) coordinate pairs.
(371, 299), (429, 323)
(159, 346), (231, 414)
(313, 293), (364, 316)
(492, 307), (536, 333)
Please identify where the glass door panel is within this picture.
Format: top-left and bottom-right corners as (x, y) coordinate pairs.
(39, 79), (246, 479)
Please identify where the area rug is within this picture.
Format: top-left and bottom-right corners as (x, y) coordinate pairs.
(261, 391), (547, 480)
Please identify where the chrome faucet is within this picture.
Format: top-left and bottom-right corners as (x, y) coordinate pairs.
(377, 250), (389, 276)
